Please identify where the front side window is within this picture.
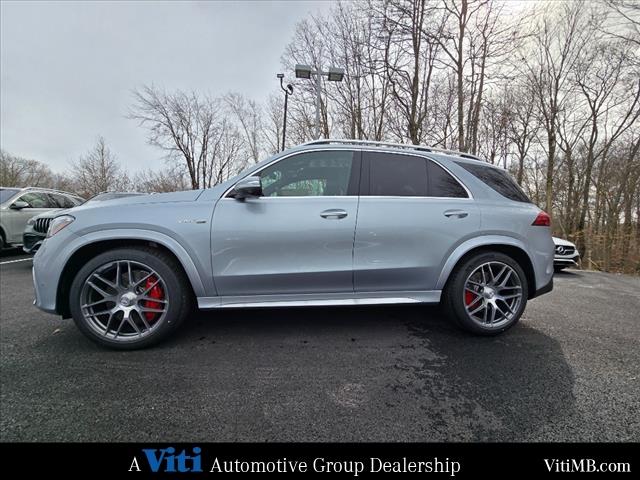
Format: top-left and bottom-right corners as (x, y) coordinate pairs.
(368, 152), (428, 196)
(17, 192), (53, 208)
(259, 150), (356, 197)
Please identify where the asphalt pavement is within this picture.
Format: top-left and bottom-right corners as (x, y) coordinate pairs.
(1, 248), (639, 441)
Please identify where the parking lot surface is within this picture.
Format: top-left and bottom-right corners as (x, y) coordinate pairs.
(1, 249), (639, 441)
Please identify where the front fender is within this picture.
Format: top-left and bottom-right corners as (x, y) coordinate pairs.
(63, 228), (207, 297)
(435, 235), (534, 290)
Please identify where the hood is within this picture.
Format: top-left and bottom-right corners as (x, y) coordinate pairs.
(31, 208), (73, 220)
(108, 189), (204, 205)
(69, 189), (204, 214)
(552, 236), (575, 247)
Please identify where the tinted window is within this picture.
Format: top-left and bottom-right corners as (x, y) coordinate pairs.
(428, 161), (468, 198)
(368, 152), (428, 196)
(260, 151), (355, 197)
(456, 162), (531, 203)
(0, 188), (20, 203)
(49, 193), (76, 208)
(18, 192), (54, 208)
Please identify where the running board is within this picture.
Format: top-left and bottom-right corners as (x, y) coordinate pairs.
(197, 291), (441, 309)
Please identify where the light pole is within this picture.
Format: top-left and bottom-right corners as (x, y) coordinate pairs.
(276, 73), (294, 152)
(295, 64), (344, 139)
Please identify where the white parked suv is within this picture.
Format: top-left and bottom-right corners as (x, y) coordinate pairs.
(552, 237), (580, 272)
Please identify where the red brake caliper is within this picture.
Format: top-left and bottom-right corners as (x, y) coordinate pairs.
(465, 291), (475, 306)
(143, 276), (164, 323)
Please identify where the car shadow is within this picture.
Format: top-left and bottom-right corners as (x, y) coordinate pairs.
(164, 304), (577, 441)
(0, 247), (27, 258)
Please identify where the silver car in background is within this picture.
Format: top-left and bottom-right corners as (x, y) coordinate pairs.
(32, 140), (555, 349)
(22, 192), (146, 254)
(0, 187), (83, 250)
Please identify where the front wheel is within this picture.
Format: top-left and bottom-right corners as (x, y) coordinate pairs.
(69, 247), (191, 349)
(442, 252), (528, 335)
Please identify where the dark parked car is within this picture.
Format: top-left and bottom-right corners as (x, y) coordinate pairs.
(23, 192), (146, 253)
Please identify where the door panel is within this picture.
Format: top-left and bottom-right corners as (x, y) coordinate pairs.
(354, 197), (479, 291)
(354, 151), (479, 292)
(212, 197), (358, 295)
(211, 149), (361, 296)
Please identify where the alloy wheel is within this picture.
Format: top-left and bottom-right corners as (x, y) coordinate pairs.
(463, 261), (523, 329)
(79, 260), (169, 342)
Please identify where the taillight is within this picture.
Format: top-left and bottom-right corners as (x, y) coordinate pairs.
(532, 211), (551, 226)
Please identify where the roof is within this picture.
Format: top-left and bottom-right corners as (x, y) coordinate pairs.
(300, 139), (486, 163)
(0, 186), (81, 197)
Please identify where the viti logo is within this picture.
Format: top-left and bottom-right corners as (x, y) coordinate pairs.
(129, 446), (203, 473)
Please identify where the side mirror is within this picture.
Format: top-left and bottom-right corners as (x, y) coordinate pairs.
(10, 200), (29, 210)
(232, 176), (263, 200)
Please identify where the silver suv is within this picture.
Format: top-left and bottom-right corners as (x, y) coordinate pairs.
(32, 140), (554, 349)
(0, 187), (83, 249)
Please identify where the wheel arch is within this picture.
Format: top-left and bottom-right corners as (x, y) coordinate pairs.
(437, 237), (537, 299)
(56, 233), (206, 318)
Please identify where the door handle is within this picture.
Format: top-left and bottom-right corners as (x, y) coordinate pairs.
(320, 209), (348, 219)
(444, 209), (468, 219)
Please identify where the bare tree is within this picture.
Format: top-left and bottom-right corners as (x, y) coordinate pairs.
(129, 86), (229, 189)
(520, 0), (592, 212)
(69, 137), (129, 197)
(133, 165), (190, 193)
(0, 150), (54, 187)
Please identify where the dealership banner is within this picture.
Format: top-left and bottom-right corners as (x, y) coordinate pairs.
(0, 443), (634, 476)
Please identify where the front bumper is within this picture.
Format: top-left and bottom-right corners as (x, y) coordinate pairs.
(23, 231), (46, 254)
(32, 227), (78, 315)
(554, 252), (580, 267)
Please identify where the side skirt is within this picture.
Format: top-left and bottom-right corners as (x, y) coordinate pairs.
(197, 291), (441, 309)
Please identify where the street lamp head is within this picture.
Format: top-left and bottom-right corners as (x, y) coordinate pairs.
(276, 73), (284, 79)
(295, 64), (313, 79)
(327, 67), (345, 82)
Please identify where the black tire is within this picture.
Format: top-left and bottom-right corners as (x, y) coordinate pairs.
(69, 247), (192, 349)
(442, 251), (528, 336)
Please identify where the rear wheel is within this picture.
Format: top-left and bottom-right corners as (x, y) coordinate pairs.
(69, 247), (191, 349)
(443, 252), (528, 335)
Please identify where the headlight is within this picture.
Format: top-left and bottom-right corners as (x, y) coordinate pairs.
(47, 215), (75, 238)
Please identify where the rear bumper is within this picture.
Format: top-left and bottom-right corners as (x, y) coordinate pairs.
(532, 275), (553, 299)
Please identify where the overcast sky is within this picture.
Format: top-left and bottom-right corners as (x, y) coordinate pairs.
(1, 0), (331, 173)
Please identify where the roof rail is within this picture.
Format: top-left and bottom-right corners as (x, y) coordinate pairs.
(302, 138), (483, 161)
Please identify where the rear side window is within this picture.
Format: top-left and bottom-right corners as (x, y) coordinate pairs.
(49, 193), (76, 208)
(428, 161), (468, 198)
(455, 162), (531, 203)
(368, 152), (428, 196)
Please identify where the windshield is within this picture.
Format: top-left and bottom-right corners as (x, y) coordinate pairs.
(0, 188), (20, 204)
